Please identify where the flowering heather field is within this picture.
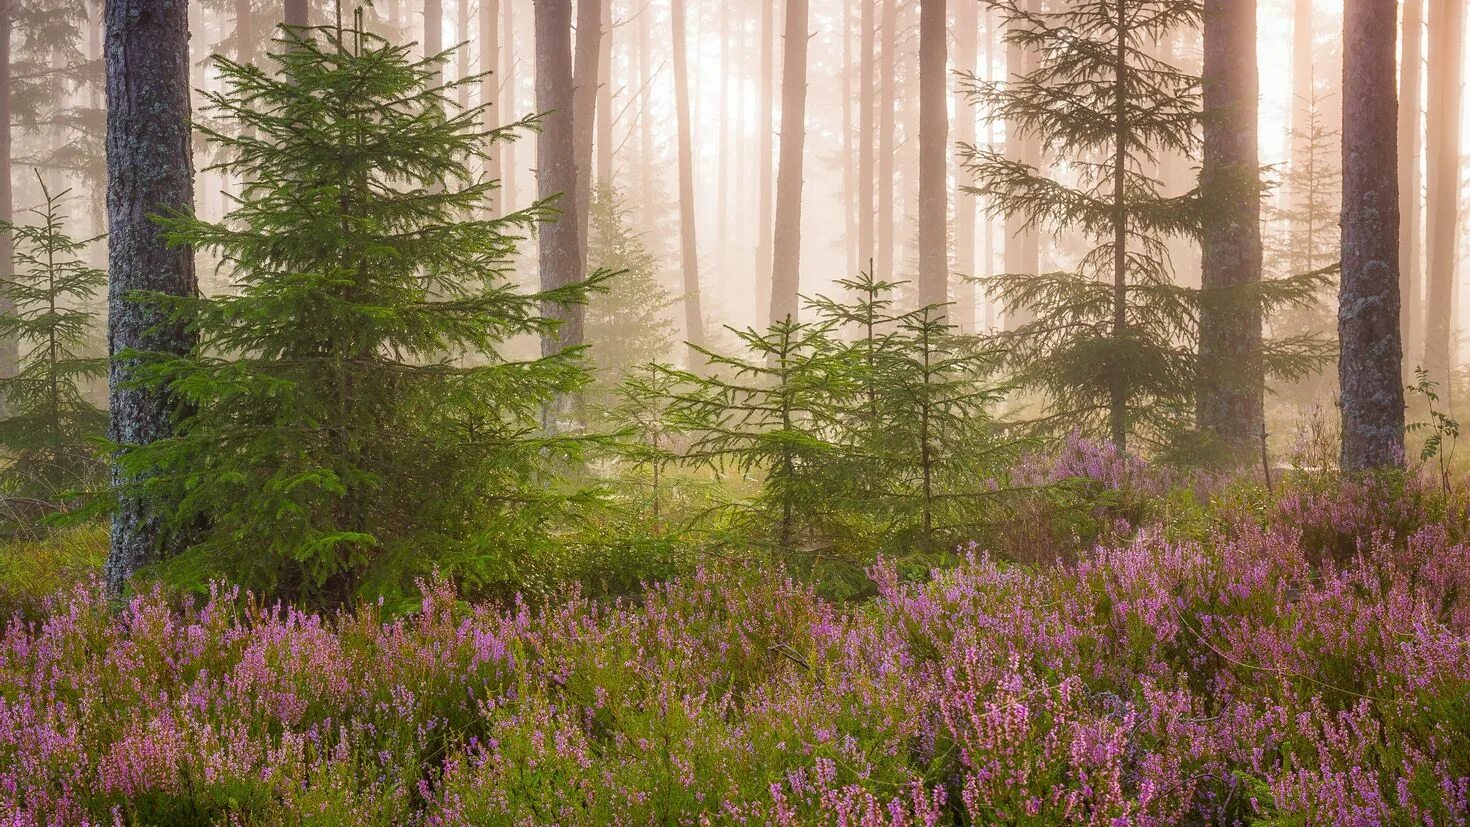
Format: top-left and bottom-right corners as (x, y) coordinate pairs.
(3, 465), (1470, 825)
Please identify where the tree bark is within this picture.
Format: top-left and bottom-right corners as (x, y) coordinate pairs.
(1398, 0), (1423, 363)
(425, 0), (442, 77)
(1339, 0), (1406, 471)
(768, 0), (809, 323)
(501, 0), (515, 211)
(596, 0), (613, 186)
(953, 0), (978, 333)
(1003, 0), (1039, 329)
(756, 0), (776, 325)
(917, 0), (948, 310)
(1198, 0), (1265, 452)
(638, 0), (653, 214)
(482, 0), (501, 216)
(104, 0), (199, 592)
(285, 0), (308, 27)
(572, 0), (602, 273)
(672, 0), (704, 356)
(877, 0), (896, 281)
(0, 0), (16, 388)
(456, 0), (470, 108)
(536, 0), (583, 356)
(858, 0), (875, 270)
(1424, 0), (1464, 388)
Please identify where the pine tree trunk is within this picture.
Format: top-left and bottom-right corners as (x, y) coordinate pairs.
(456, 0), (470, 109)
(535, 0), (583, 356)
(0, 0), (16, 389)
(672, 0), (704, 356)
(953, 0), (978, 333)
(236, 0), (253, 61)
(1424, 0), (1464, 389)
(858, 0), (875, 269)
(572, 0), (602, 273)
(1339, 0), (1406, 472)
(768, 0), (808, 323)
(917, 0), (948, 311)
(285, 0), (308, 27)
(720, 0), (733, 269)
(425, 0), (442, 73)
(104, 0), (199, 593)
(877, 0), (897, 281)
(638, 0), (653, 214)
(841, 0), (856, 280)
(756, 0), (775, 325)
(482, 0), (501, 216)
(1109, 0), (1129, 451)
(1003, 0), (1039, 330)
(596, 0), (613, 187)
(1398, 0), (1423, 364)
(501, 0), (515, 211)
(1198, 0), (1265, 452)
(1291, 0), (1313, 145)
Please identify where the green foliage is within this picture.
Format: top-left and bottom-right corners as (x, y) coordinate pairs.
(0, 177), (108, 507)
(811, 272), (1020, 555)
(964, 0), (1332, 455)
(1407, 366), (1461, 494)
(584, 185), (676, 389)
(9, 0), (104, 187)
(0, 525), (106, 618)
(672, 316), (856, 554)
(114, 15), (597, 607)
(648, 275), (1018, 577)
(963, 0), (1205, 451)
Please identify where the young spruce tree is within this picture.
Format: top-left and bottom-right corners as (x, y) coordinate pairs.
(117, 12), (594, 606)
(584, 184), (676, 389)
(672, 317), (856, 554)
(964, 0), (1205, 451)
(811, 272), (1015, 554)
(966, 0), (1330, 454)
(0, 177), (107, 506)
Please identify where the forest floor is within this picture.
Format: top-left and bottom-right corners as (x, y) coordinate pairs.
(1, 458), (1469, 825)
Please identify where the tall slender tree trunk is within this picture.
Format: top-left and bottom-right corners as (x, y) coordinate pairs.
(1003, 0), (1039, 329)
(638, 0), (653, 215)
(285, 0), (308, 27)
(425, 0), (442, 72)
(1198, 0), (1265, 452)
(917, 0), (948, 310)
(482, 0), (502, 216)
(858, 0), (875, 270)
(720, 0), (733, 268)
(768, 0), (809, 323)
(456, 0), (470, 108)
(1424, 0), (1464, 389)
(571, 0), (602, 272)
(0, 0), (16, 387)
(1339, 0), (1406, 471)
(1109, 0), (1129, 450)
(841, 0), (857, 280)
(536, 0), (583, 356)
(953, 0), (978, 333)
(1292, 0), (1313, 146)
(877, 0), (897, 281)
(596, 0), (613, 186)
(1399, 0), (1423, 363)
(501, 0), (516, 211)
(756, 0), (776, 324)
(672, 0), (704, 356)
(104, 0), (199, 593)
(236, 0), (254, 60)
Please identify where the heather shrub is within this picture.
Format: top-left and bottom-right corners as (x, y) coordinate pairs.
(4, 508), (1469, 825)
